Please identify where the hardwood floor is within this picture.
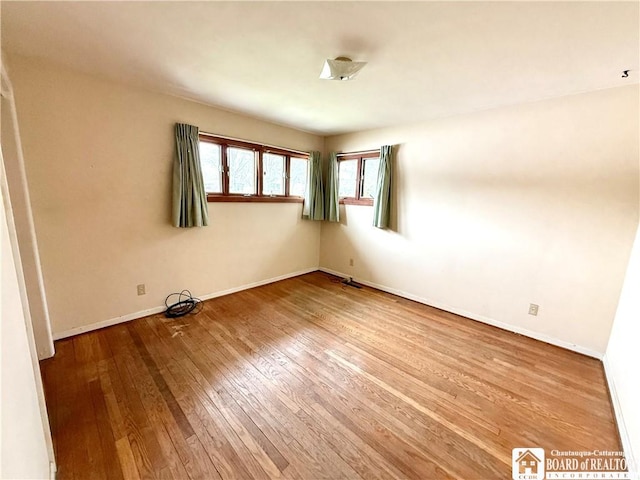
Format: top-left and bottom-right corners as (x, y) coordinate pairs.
(41, 272), (621, 479)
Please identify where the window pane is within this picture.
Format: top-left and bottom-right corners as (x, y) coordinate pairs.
(362, 157), (380, 198)
(228, 147), (256, 194)
(338, 159), (358, 198)
(289, 157), (308, 197)
(199, 142), (222, 193)
(262, 153), (285, 195)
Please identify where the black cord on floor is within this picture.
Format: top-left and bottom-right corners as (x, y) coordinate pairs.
(164, 290), (203, 318)
(326, 274), (362, 290)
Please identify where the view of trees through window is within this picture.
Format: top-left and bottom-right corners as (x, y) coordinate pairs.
(289, 157), (308, 197)
(263, 153), (285, 195)
(199, 142), (222, 193)
(338, 159), (358, 198)
(362, 158), (380, 198)
(228, 147), (256, 194)
(198, 134), (309, 201)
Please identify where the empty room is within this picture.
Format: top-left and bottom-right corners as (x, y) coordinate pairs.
(1, 1), (639, 479)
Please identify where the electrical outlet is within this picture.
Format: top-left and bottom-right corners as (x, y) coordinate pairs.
(528, 303), (539, 316)
(137, 284), (146, 296)
(349, 258), (354, 267)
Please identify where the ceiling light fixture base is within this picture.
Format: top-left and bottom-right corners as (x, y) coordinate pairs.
(320, 56), (367, 81)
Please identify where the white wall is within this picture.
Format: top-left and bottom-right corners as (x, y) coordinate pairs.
(605, 205), (640, 474)
(7, 54), (323, 337)
(1, 150), (53, 479)
(322, 85), (639, 356)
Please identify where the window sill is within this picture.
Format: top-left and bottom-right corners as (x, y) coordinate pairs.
(207, 194), (304, 203)
(340, 198), (374, 206)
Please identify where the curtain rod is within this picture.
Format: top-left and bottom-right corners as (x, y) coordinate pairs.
(199, 131), (309, 156)
(336, 149), (380, 157)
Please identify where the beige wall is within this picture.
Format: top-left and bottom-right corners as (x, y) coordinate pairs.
(8, 53), (639, 358)
(8, 55), (323, 337)
(2, 59), (54, 359)
(322, 85), (639, 356)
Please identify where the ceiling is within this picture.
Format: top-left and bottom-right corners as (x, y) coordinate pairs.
(2, 1), (638, 136)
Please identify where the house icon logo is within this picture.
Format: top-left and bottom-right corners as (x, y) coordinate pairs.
(512, 448), (545, 480)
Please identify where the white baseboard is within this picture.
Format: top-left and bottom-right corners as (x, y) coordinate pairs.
(196, 267), (317, 302)
(602, 354), (638, 480)
(318, 267), (603, 359)
(52, 267), (318, 340)
(52, 305), (166, 340)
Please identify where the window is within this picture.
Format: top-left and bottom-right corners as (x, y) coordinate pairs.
(361, 157), (380, 199)
(199, 142), (222, 194)
(337, 151), (380, 205)
(198, 134), (309, 202)
(338, 159), (358, 198)
(289, 157), (308, 197)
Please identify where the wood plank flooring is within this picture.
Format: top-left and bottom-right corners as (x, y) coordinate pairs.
(40, 272), (621, 479)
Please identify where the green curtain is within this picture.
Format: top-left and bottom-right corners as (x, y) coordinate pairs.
(303, 151), (325, 220)
(373, 145), (393, 229)
(172, 123), (209, 228)
(325, 152), (339, 222)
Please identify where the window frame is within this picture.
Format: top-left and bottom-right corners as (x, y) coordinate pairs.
(338, 151), (380, 206)
(199, 134), (309, 203)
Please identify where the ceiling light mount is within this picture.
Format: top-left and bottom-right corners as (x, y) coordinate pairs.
(320, 56), (367, 81)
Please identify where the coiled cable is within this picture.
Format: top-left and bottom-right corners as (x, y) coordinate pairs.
(164, 290), (203, 318)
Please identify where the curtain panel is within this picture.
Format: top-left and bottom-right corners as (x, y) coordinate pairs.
(172, 123), (209, 228)
(303, 151), (325, 220)
(325, 152), (340, 222)
(373, 145), (393, 229)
